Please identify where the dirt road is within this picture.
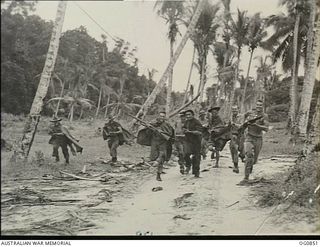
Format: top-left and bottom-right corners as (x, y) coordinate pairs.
(81, 150), (316, 236)
(1, 119), (317, 236)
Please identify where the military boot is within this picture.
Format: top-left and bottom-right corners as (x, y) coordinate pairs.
(233, 162), (239, 173)
(156, 172), (162, 181)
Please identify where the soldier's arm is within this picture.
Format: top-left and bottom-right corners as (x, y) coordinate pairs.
(252, 115), (269, 131)
(187, 120), (203, 136)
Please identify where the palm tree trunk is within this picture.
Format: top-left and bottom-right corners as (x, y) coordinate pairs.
(228, 52), (241, 118)
(288, 10), (301, 129)
(183, 46), (196, 104)
(297, 0), (319, 136)
(69, 104), (74, 122)
(166, 40), (174, 114)
(13, 1), (67, 159)
(132, 0), (205, 124)
(54, 75), (65, 116)
(104, 95), (110, 118)
(241, 49), (254, 112)
(199, 56), (207, 103)
(95, 87), (102, 119)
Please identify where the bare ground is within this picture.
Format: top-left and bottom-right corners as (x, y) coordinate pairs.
(1, 119), (319, 236)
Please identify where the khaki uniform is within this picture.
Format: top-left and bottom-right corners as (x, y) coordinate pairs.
(183, 118), (203, 176)
(244, 112), (269, 178)
(150, 120), (174, 174)
(199, 116), (209, 159)
(229, 114), (244, 165)
(174, 119), (186, 172)
(48, 124), (71, 163)
(103, 121), (123, 161)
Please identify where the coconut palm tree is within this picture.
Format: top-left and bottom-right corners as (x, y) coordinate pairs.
(133, 0), (206, 122)
(186, 0), (220, 103)
(240, 13), (267, 112)
(297, 0), (320, 137)
(15, 1), (67, 158)
(228, 9), (250, 117)
(264, 0), (308, 128)
(154, 0), (185, 114)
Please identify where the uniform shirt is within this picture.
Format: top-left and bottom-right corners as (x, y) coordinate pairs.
(175, 119), (185, 136)
(209, 115), (224, 129)
(103, 121), (122, 140)
(48, 123), (63, 135)
(150, 120), (174, 143)
(183, 118), (203, 145)
(246, 112), (269, 138)
(230, 114), (243, 135)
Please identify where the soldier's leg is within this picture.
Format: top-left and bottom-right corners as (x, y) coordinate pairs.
(184, 153), (192, 174)
(214, 150), (220, 167)
(244, 140), (254, 180)
(156, 144), (167, 181)
(229, 135), (239, 173)
(61, 143), (69, 164)
(192, 152), (201, 177)
(176, 142), (185, 174)
(110, 138), (120, 162)
(238, 133), (245, 162)
(52, 144), (60, 162)
(200, 139), (207, 160)
(254, 137), (263, 164)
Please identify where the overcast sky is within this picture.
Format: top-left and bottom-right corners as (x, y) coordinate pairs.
(34, 0), (312, 92)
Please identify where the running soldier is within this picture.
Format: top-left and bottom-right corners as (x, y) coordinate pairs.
(199, 109), (209, 160)
(182, 109), (203, 178)
(174, 111), (187, 175)
(149, 111), (175, 181)
(207, 106), (225, 167)
(48, 116), (83, 164)
(102, 114), (124, 163)
(229, 105), (244, 173)
(239, 100), (269, 185)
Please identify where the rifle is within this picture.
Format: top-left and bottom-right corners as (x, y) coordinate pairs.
(238, 115), (263, 133)
(126, 113), (172, 141)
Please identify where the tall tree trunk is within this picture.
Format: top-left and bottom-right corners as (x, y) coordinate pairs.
(288, 9), (301, 129)
(69, 104), (74, 122)
(297, 0), (319, 136)
(95, 87), (102, 119)
(228, 52), (241, 118)
(104, 95), (110, 118)
(54, 74), (65, 116)
(183, 46), (196, 104)
(199, 56), (207, 103)
(240, 49), (254, 112)
(166, 40), (174, 114)
(13, 1), (67, 159)
(131, 0), (205, 124)
(79, 107), (84, 120)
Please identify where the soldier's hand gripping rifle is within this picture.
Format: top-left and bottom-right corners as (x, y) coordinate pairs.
(238, 115), (263, 134)
(126, 113), (172, 141)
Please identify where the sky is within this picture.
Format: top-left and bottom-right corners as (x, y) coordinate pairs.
(33, 0), (314, 93)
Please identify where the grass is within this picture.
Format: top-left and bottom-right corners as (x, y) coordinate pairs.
(252, 150), (320, 225)
(260, 121), (302, 158)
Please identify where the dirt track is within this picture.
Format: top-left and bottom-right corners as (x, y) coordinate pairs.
(2, 147), (316, 236)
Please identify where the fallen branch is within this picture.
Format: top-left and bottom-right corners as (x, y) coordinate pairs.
(59, 171), (106, 182)
(168, 93), (200, 118)
(225, 201), (239, 208)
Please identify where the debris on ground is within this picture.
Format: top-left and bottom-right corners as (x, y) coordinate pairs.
(152, 187), (163, 192)
(173, 214), (191, 220)
(174, 193), (194, 208)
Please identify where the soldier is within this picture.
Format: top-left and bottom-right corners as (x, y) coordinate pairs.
(182, 109), (203, 178)
(48, 116), (83, 164)
(149, 110), (174, 181)
(239, 100), (269, 185)
(229, 105), (244, 173)
(102, 114), (124, 163)
(199, 109), (208, 160)
(174, 111), (187, 174)
(208, 106), (225, 167)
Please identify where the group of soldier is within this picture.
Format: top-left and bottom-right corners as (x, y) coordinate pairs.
(48, 99), (269, 185)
